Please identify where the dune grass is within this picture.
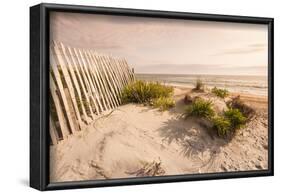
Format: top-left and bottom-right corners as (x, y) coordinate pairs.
(212, 116), (231, 137)
(224, 108), (247, 129)
(192, 78), (204, 92)
(152, 97), (175, 111)
(211, 87), (229, 98)
(212, 108), (246, 137)
(121, 80), (174, 111)
(184, 98), (215, 119)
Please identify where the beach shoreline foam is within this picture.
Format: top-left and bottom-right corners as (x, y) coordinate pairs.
(50, 86), (268, 182)
(137, 73), (268, 97)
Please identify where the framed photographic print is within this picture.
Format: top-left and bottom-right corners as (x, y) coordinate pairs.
(30, 3), (274, 191)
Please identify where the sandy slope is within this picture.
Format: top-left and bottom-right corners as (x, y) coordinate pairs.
(50, 88), (268, 182)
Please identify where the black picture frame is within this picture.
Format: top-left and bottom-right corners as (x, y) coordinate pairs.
(30, 3), (274, 191)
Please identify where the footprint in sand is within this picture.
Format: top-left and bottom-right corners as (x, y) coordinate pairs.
(89, 160), (110, 179)
(97, 131), (115, 161)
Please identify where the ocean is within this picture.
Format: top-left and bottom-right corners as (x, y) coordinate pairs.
(136, 74), (268, 96)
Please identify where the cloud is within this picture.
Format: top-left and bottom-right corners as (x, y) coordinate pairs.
(213, 43), (266, 56)
(50, 12), (268, 76)
(134, 63), (267, 76)
(249, 43), (266, 48)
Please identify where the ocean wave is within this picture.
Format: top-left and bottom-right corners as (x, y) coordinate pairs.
(138, 79), (268, 89)
(136, 74), (268, 96)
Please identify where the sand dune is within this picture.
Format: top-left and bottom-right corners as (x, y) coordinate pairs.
(50, 87), (268, 182)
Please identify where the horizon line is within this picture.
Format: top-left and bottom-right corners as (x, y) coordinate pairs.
(135, 72), (267, 77)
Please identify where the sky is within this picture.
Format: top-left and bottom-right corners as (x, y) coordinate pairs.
(50, 12), (268, 76)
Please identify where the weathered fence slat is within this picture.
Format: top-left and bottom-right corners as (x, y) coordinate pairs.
(92, 52), (116, 109)
(73, 48), (97, 118)
(60, 43), (88, 122)
(49, 116), (59, 145)
(78, 49), (103, 114)
(115, 59), (128, 87)
(50, 75), (70, 138)
(96, 53), (117, 109)
(108, 57), (123, 89)
(50, 42), (135, 144)
(52, 42), (82, 131)
(85, 50), (109, 111)
(67, 47), (94, 122)
(83, 50), (106, 112)
(99, 55), (119, 107)
(50, 51), (77, 134)
(104, 55), (122, 104)
(119, 59), (130, 84)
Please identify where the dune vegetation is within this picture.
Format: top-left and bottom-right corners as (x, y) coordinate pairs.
(185, 98), (247, 138)
(192, 78), (205, 92)
(212, 109), (246, 137)
(184, 98), (214, 119)
(211, 87), (229, 98)
(121, 80), (175, 111)
(122, 79), (250, 139)
(184, 80), (249, 138)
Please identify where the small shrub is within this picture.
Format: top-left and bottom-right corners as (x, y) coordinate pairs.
(152, 97), (175, 111)
(224, 108), (246, 129)
(211, 87), (229, 98)
(193, 78), (204, 91)
(121, 80), (173, 104)
(212, 116), (231, 137)
(185, 98), (214, 119)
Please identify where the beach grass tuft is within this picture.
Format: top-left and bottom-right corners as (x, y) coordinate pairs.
(212, 116), (231, 137)
(211, 87), (229, 98)
(184, 98), (214, 119)
(152, 97), (175, 111)
(212, 108), (246, 137)
(121, 80), (174, 111)
(224, 108), (247, 129)
(193, 78), (204, 92)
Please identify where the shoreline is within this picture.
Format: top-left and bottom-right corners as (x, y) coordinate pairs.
(165, 82), (268, 100)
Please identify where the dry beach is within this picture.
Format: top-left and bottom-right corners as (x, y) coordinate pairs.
(50, 85), (268, 182)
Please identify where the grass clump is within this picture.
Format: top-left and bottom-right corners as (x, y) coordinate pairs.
(152, 97), (175, 111)
(224, 108), (246, 129)
(185, 98), (214, 119)
(121, 80), (174, 111)
(121, 80), (152, 103)
(212, 116), (231, 137)
(212, 108), (246, 137)
(193, 78), (204, 91)
(211, 87), (229, 98)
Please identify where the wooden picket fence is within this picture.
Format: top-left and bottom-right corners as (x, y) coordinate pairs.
(49, 42), (135, 145)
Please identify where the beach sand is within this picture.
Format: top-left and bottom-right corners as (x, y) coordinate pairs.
(50, 86), (268, 182)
